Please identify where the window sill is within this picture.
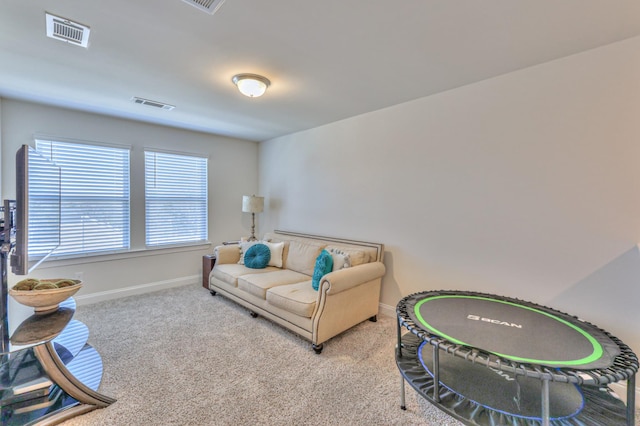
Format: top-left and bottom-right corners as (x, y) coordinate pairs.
(32, 242), (212, 270)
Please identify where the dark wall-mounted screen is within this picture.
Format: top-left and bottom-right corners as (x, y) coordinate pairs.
(11, 145), (62, 275)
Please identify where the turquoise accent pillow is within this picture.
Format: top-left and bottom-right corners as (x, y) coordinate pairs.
(244, 243), (271, 269)
(312, 249), (334, 291)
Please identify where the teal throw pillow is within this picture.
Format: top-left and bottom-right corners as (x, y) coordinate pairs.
(244, 243), (271, 269)
(312, 249), (334, 291)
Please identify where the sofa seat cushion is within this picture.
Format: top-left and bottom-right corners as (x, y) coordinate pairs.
(213, 264), (279, 287)
(266, 281), (317, 318)
(238, 269), (310, 299)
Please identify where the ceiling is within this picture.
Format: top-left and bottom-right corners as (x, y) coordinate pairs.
(1, 1), (640, 142)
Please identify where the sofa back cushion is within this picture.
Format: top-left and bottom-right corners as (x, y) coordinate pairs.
(262, 232), (382, 271)
(285, 240), (327, 276)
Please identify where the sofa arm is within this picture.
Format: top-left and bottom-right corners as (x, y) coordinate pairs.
(320, 262), (386, 294)
(312, 261), (385, 347)
(213, 245), (241, 264)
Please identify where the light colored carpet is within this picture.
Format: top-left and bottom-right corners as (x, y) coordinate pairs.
(59, 285), (639, 426)
(60, 284), (461, 426)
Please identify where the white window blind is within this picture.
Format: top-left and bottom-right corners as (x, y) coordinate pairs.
(35, 140), (130, 256)
(144, 150), (208, 246)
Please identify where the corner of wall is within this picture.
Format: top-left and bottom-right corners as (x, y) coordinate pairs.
(0, 97), (3, 200)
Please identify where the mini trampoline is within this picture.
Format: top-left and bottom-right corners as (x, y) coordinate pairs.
(396, 290), (638, 426)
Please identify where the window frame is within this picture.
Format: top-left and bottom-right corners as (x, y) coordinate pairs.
(144, 148), (209, 248)
(33, 138), (131, 259)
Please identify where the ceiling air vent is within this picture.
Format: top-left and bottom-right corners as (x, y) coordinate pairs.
(45, 13), (90, 48)
(131, 97), (176, 111)
(181, 0), (226, 15)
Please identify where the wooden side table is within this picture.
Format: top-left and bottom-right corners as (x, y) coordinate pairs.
(202, 255), (216, 289)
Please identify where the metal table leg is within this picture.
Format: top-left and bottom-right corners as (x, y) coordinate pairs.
(33, 341), (115, 408)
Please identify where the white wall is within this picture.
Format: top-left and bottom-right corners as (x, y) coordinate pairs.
(260, 36), (640, 353)
(0, 99), (2, 199)
(552, 245), (640, 354)
(1, 99), (259, 302)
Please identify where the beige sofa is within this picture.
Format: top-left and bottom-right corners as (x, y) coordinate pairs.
(208, 230), (386, 353)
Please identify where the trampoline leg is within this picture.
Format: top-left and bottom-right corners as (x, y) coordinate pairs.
(396, 318), (403, 358)
(432, 343), (440, 403)
(541, 379), (550, 426)
(400, 376), (406, 410)
(627, 374), (636, 426)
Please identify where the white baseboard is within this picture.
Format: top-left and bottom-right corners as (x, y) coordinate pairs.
(379, 302), (395, 318)
(609, 381), (640, 405)
(74, 275), (199, 306)
(379, 303), (640, 404)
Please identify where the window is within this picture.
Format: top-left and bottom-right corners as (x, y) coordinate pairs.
(144, 150), (208, 247)
(35, 139), (130, 256)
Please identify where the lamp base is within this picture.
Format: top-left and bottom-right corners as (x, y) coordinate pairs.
(249, 213), (257, 241)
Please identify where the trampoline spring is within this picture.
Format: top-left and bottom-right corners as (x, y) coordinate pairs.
(612, 372), (626, 382)
(604, 373), (620, 384)
(624, 367), (638, 378)
(582, 371), (599, 384)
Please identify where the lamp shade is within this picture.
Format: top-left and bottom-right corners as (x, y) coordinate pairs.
(242, 195), (264, 213)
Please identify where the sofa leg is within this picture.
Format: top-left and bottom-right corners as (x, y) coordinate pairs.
(312, 343), (323, 354)
(250, 311), (258, 318)
(369, 315), (377, 322)
(210, 290), (217, 296)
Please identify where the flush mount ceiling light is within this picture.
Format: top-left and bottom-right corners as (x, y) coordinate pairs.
(232, 74), (271, 98)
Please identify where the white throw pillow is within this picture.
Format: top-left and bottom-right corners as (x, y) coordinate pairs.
(326, 245), (368, 266)
(329, 248), (351, 271)
(238, 241), (260, 265)
(263, 241), (285, 268)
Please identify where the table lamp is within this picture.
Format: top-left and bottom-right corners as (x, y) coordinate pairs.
(242, 195), (264, 241)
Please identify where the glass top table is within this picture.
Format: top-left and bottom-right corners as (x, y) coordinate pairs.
(2, 298), (76, 355)
(1, 297), (115, 425)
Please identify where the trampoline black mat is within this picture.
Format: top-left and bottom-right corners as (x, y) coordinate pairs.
(405, 291), (620, 369)
(397, 332), (630, 426)
(418, 340), (584, 420)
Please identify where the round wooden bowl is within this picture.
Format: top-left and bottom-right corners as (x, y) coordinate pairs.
(10, 279), (82, 313)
